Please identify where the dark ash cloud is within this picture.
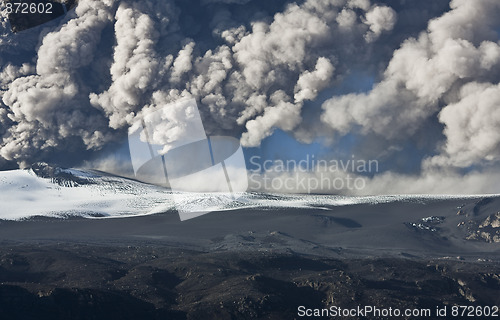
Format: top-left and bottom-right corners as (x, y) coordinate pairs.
(1, 0), (499, 194)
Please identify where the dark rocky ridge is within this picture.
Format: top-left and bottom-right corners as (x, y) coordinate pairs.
(464, 212), (500, 243)
(31, 162), (94, 187)
(456, 198), (500, 243)
(0, 243), (498, 320)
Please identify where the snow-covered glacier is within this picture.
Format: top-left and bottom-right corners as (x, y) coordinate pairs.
(0, 164), (498, 221)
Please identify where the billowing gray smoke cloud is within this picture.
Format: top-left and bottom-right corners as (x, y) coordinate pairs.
(320, 0), (500, 192)
(89, 0), (399, 150)
(322, 0), (500, 143)
(1, 0), (117, 167)
(1, 0), (399, 166)
(1, 0), (499, 194)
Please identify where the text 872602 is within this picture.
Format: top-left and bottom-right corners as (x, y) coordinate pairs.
(4, 2), (53, 14)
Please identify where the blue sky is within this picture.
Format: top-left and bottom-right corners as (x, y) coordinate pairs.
(244, 70), (376, 172)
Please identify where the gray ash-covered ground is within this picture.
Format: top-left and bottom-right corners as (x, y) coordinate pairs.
(0, 173), (499, 319)
(0, 243), (498, 320)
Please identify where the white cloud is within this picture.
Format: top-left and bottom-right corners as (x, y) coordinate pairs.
(363, 5), (397, 42)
